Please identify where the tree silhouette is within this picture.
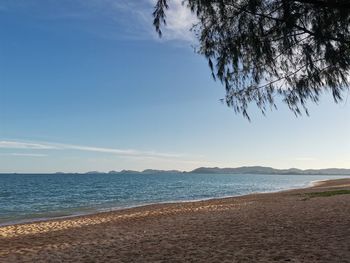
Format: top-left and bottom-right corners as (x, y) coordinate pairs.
(154, 0), (350, 119)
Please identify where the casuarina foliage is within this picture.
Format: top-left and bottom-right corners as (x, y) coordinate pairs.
(154, 0), (350, 119)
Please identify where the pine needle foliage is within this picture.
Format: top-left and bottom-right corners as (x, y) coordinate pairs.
(154, 0), (350, 119)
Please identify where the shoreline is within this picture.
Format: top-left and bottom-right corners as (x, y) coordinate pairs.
(0, 178), (327, 228)
(0, 178), (347, 233)
(1, 178), (349, 262)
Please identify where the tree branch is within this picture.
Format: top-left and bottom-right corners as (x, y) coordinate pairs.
(227, 58), (325, 98)
(226, 2), (350, 44)
(292, 0), (350, 10)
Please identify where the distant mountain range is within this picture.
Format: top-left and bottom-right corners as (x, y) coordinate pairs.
(189, 166), (350, 175)
(78, 166), (350, 175)
(107, 169), (182, 174)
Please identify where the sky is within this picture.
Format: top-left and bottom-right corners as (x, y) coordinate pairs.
(0, 0), (349, 173)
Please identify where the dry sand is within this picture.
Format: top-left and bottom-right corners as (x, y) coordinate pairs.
(1, 178), (350, 262)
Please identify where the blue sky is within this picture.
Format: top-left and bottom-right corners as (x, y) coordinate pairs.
(0, 0), (349, 173)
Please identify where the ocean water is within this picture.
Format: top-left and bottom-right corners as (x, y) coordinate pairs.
(0, 173), (348, 225)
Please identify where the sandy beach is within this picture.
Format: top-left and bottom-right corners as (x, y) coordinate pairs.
(1, 178), (349, 262)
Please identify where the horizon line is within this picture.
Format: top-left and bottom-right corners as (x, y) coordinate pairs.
(1, 165), (350, 175)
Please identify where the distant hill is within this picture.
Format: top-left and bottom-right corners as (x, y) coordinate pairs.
(48, 166), (350, 175)
(142, 169), (182, 174)
(108, 170), (140, 174)
(85, 171), (105, 174)
(106, 169), (182, 175)
(190, 166), (350, 175)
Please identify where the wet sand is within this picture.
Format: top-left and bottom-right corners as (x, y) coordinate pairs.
(1, 178), (350, 262)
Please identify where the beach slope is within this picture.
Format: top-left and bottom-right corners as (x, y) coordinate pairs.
(1, 179), (350, 262)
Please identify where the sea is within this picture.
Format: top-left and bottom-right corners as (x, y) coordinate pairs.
(0, 172), (348, 226)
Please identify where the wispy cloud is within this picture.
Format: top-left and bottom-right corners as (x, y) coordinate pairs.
(82, 0), (197, 42)
(0, 153), (48, 157)
(0, 140), (193, 159)
(0, 0), (197, 42)
(0, 141), (57, 150)
(148, 0), (197, 42)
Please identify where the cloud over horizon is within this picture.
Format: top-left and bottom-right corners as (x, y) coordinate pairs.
(0, 140), (195, 160)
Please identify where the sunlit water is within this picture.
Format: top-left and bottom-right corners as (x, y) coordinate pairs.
(0, 173), (348, 225)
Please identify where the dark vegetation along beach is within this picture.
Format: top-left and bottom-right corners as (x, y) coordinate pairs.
(1, 178), (349, 262)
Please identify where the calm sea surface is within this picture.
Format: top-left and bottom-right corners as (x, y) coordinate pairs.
(0, 173), (348, 225)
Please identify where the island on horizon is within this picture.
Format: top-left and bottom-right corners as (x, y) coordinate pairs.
(6, 166), (350, 176)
